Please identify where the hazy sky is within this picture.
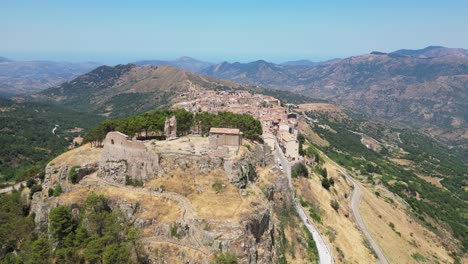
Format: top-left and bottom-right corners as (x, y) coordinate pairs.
(1, 0), (467, 63)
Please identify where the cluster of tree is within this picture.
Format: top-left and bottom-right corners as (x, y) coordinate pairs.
(2, 193), (146, 263)
(84, 109), (263, 146)
(317, 167), (334, 190)
(304, 145), (321, 164)
(0, 191), (35, 261)
(193, 111), (262, 139)
(297, 133), (305, 156)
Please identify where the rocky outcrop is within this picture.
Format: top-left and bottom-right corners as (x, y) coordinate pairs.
(157, 153), (224, 177)
(207, 206), (275, 264)
(225, 144), (273, 188)
(30, 192), (55, 231)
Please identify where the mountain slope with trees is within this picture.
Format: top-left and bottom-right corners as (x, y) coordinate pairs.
(202, 47), (468, 144)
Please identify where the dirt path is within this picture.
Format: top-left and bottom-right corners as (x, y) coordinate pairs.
(83, 174), (208, 251)
(327, 158), (389, 264)
(0, 181), (26, 194)
(142, 236), (211, 256)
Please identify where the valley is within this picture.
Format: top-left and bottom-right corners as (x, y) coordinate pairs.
(0, 49), (466, 264)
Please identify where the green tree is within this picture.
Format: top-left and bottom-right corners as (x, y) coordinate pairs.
(321, 178), (331, 190)
(29, 238), (50, 264)
(53, 184), (63, 197)
(103, 243), (132, 264)
(83, 236), (104, 263)
(49, 205), (75, 244)
(69, 165), (80, 184)
(26, 178), (35, 188)
(0, 191), (35, 254)
(321, 168), (328, 178)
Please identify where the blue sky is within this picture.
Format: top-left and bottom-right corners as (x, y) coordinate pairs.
(1, 0), (467, 63)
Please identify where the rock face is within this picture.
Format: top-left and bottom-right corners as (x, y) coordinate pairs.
(99, 132), (160, 184)
(31, 134), (280, 263)
(157, 153), (223, 177)
(164, 115), (177, 139)
(225, 144), (273, 188)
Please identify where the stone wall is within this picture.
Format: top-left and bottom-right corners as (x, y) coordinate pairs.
(99, 132), (160, 183)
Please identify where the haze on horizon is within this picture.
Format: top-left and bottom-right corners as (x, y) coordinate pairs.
(1, 0), (468, 64)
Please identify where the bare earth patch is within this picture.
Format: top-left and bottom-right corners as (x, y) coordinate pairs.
(416, 174), (445, 189)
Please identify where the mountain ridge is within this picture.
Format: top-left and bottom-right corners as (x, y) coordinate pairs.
(0, 60), (101, 96)
(134, 56), (213, 73)
(202, 47), (468, 144)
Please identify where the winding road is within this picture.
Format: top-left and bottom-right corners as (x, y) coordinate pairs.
(326, 157), (389, 264)
(274, 141), (334, 264)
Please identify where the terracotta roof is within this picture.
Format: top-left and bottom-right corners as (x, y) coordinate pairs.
(209, 127), (241, 135)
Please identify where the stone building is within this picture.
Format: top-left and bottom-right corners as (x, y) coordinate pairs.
(209, 128), (242, 149)
(278, 131), (299, 161)
(99, 131), (159, 183)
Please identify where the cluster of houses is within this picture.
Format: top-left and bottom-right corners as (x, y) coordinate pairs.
(173, 90), (300, 161)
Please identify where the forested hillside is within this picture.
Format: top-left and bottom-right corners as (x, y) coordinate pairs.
(0, 98), (102, 183)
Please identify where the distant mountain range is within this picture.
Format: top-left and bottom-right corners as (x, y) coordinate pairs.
(0, 56), (12, 62)
(134, 56), (213, 73)
(0, 59), (100, 96)
(5, 46), (468, 143)
(201, 47), (468, 143)
(390, 46), (468, 58)
(281, 58), (340, 66)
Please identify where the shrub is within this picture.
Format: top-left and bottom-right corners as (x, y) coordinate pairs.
(331, 200), (339, 211)
(292, 163), (309, 178)
(26, 178), (35, 188)
(171, 226), (179, 239)
(53, 184), (63, 197)
(125, 175), (143, 187)
(321, 178), (331, 190)
(69, 166), (81, 184)
(38, 171), (46, 181)
(321, 168), (328, 178)
(213, 252), (238, 264)
(212, 180), (224, 193)
(29, 184), (43, 199)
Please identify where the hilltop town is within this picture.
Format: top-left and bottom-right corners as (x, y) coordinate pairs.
(173, 90), (300, 162)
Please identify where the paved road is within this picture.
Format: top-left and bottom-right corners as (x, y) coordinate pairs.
(326, 158), (389, 264)
(274, 141), (334, 264)
(0, 181), (26, 194)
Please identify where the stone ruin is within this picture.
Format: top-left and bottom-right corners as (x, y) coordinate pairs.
(164, 115), (177, 140)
